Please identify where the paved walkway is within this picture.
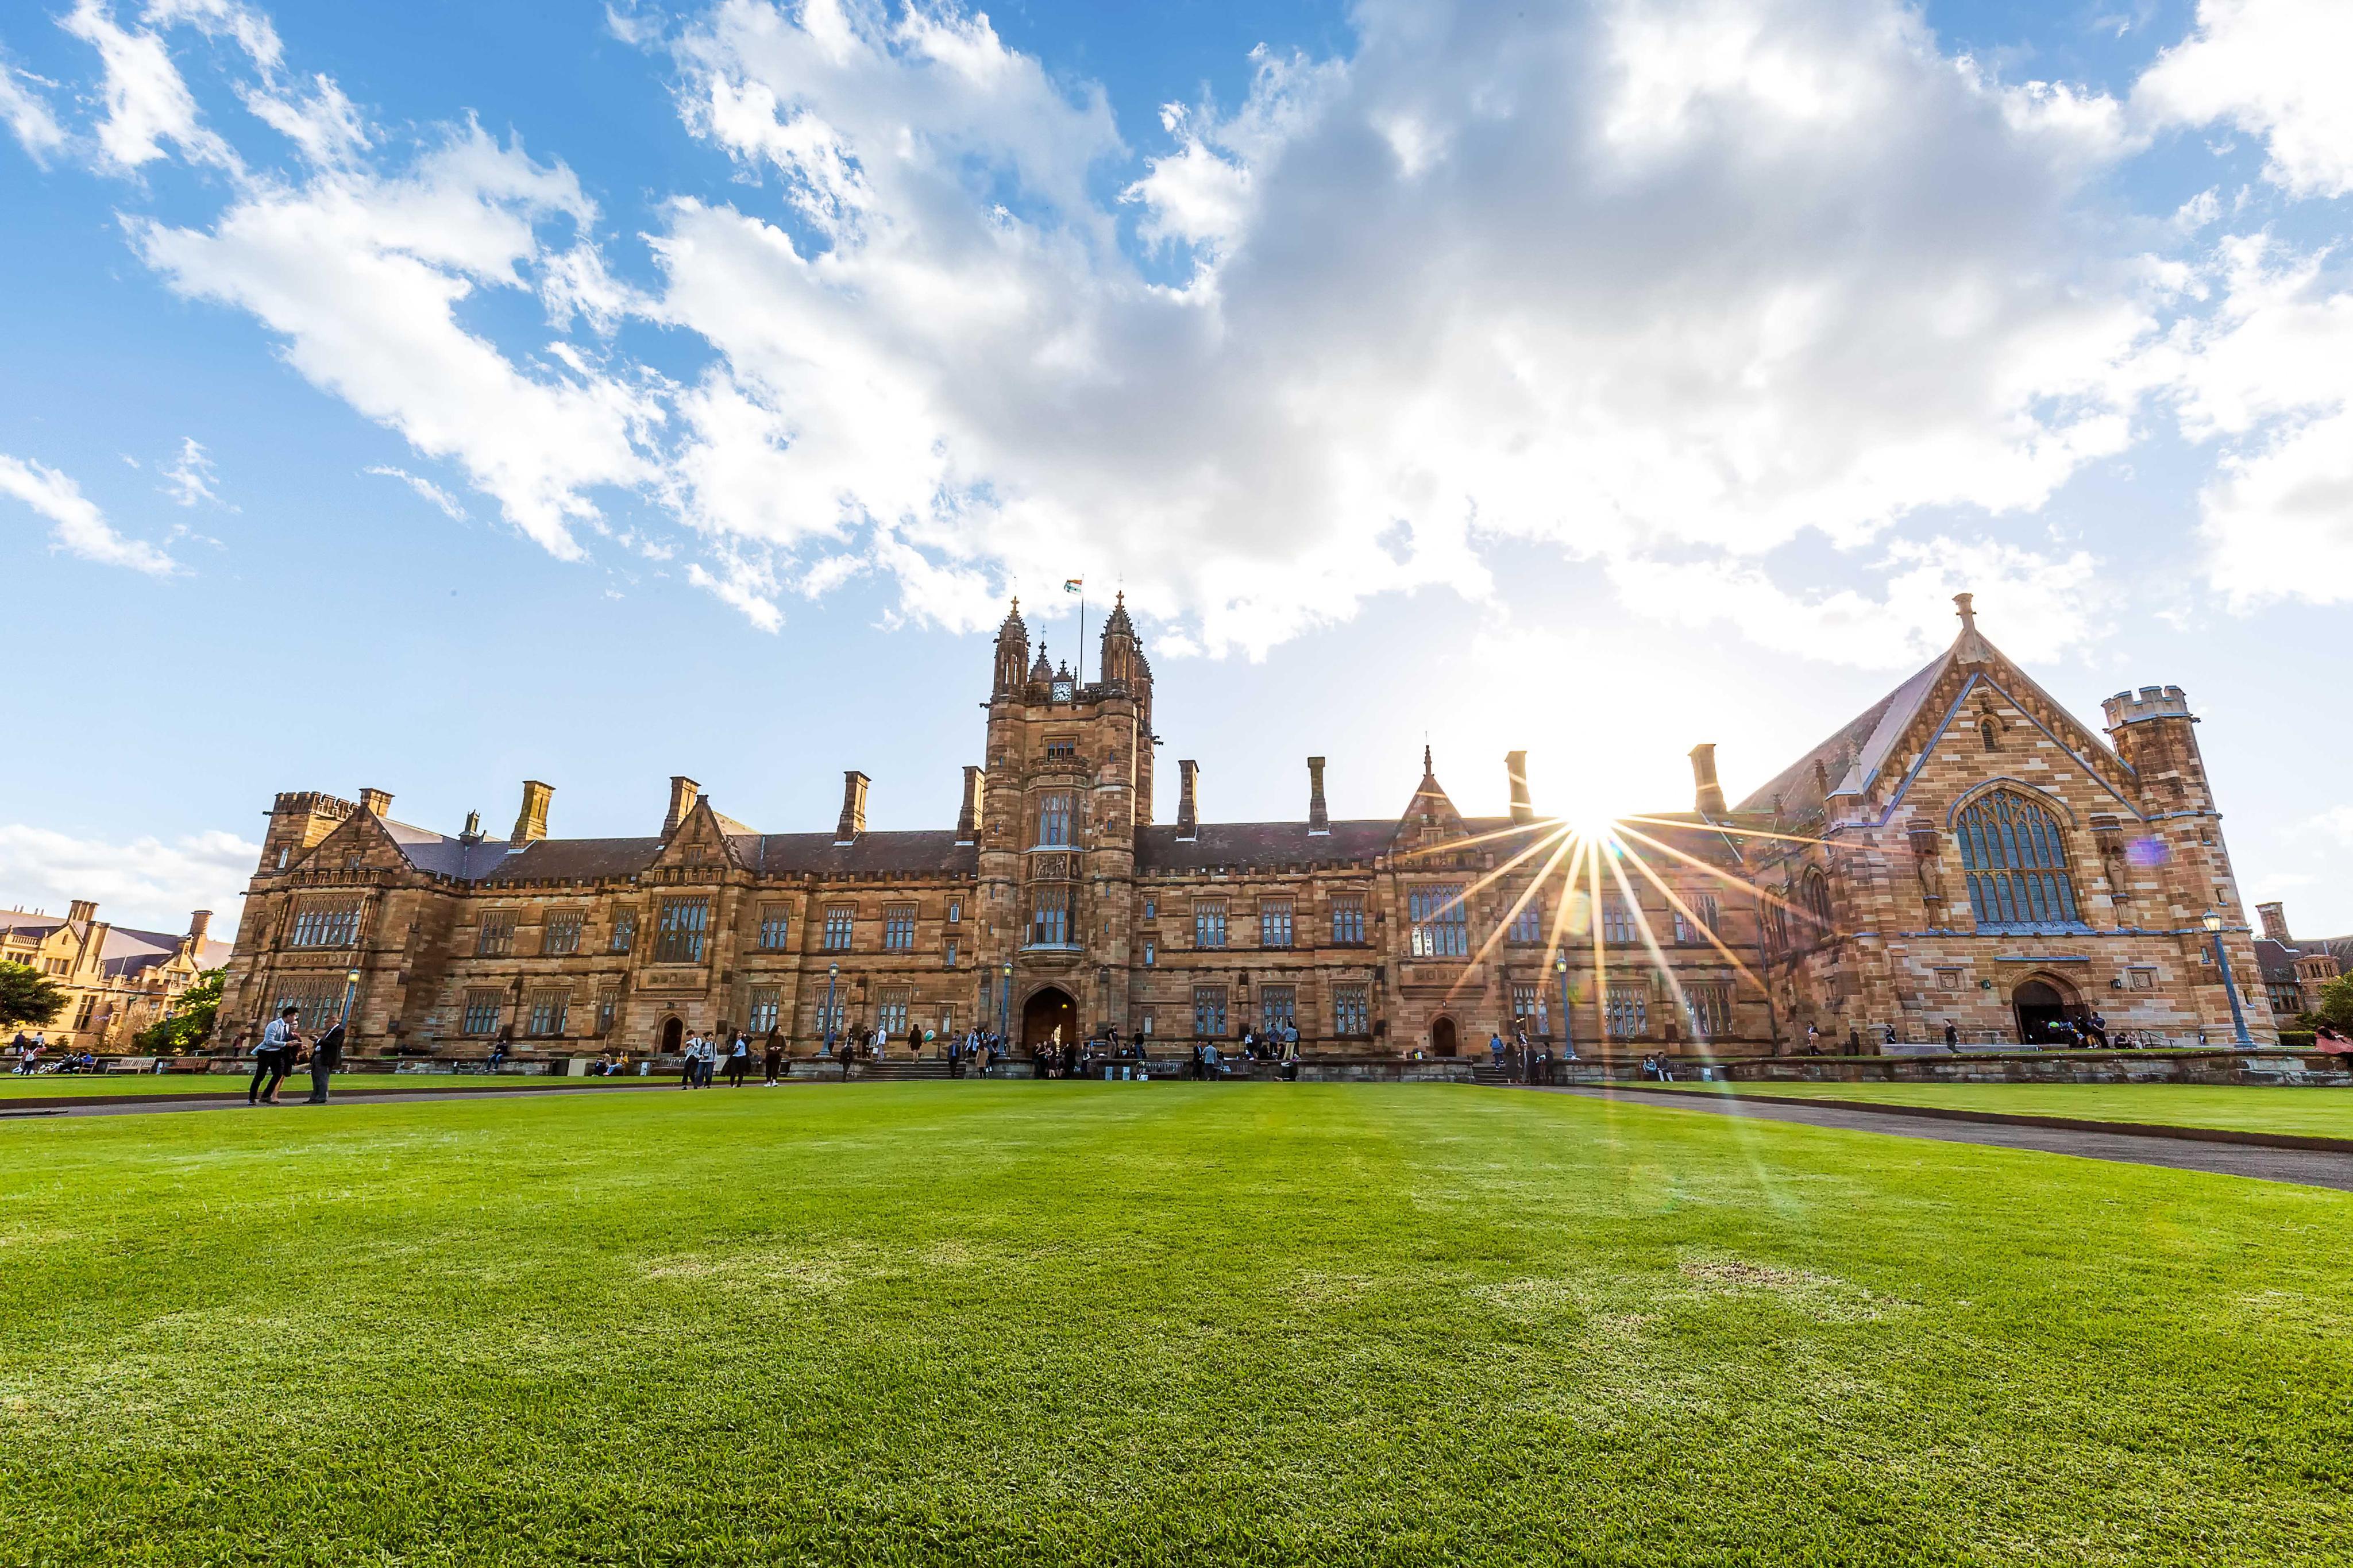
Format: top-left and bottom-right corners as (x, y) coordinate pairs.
(1548, 1086), (2353, 1192)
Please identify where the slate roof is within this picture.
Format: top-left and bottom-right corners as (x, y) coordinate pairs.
(1, 912), (227, 972)
(95, 926), (233, 976)
(380, 818), (527, 880)
(728, 832), (978, 877)
(2255, 938), (2301, 983)
(1138, 819), (1397, 872)
(0, 913), (68, 942)
(483, 837), (664, 883)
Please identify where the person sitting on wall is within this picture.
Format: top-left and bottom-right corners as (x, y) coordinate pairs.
(2086, 1011), (2109, 1048)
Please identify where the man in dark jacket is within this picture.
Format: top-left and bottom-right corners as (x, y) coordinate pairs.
(305, 1019), (345, 1103)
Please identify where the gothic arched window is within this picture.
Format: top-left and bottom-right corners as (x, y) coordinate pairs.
(1955, 790), (2080, 927)
(1799, 870), (1834, 932)
(1979, 717), (2000, 752)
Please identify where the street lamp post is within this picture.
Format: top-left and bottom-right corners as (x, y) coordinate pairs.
(2202, 911), (2253, 1049)
(1555, 955), (1576, 1062)
(1000, 961), (1013, 1044)
(823, 962), (839, 1057)
(339, 968), (360, 1026)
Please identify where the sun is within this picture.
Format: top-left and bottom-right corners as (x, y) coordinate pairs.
(1544, 777), (1633, 842)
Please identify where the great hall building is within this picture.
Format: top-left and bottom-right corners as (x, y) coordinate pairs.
(214, 594), (2284, 1060)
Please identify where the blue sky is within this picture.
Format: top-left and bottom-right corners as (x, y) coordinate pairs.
(2, 0), (2349, 937)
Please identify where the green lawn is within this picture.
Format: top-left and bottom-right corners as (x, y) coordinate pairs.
(0, 1072), (642, 1096)
(1652, 1081), (2353, 1139)
(2, 1084), (2347, 1566)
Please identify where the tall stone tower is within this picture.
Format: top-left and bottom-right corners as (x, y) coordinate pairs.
(975, 597), (1154, 1041)
(2102, 683), (2268, 1034)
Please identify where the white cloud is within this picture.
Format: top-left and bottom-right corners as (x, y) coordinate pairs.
(0, 453), (176, 572)
(632, 0), (2154, 656)
(60, 0), (240, 173)
(243, 72), (367, 168)
(2154, 235), (2353, 607)
(1600, 536), (2111, 669)
(2309, 805), (2353, 847)
(0, 822), (256, 936)
(0, 56), (67, 162)
(365, 464), (468, 520)
(144, 0), (283, 74)
(160, 436), (221, 505)
(132, 124), (661, 559)
(2138, 0), (2353, 198)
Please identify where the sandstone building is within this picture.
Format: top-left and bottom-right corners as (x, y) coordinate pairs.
(213, 594), (2279, 1060)
(2, 902), (228, 1051)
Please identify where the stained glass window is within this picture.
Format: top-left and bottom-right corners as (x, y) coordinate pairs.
(1955, 791), (2081, 928)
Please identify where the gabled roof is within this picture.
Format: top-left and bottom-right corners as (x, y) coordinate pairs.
(1735, 603), (2130, 819)
(379, 817), (523, 880)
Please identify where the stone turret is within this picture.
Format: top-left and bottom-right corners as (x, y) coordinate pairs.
(993, 599), (1030, 693)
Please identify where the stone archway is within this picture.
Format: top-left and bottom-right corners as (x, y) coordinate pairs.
(1021, 986), (1078, 1051)
(659, 1016), (684, 1055)
(1431, 1015), (1459, 1057)
(2012, 975), (2082, 1045)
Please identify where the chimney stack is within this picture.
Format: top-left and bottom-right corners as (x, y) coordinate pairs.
(663, 776), (700, 837)
(836, 771), (870, 843)
(461, 809), (483, 842)
(510, 780), (553, 845)
(1306, 756), (1330, 836)
(2256, 901), (2290, 944)
(358, 787), (392, 817)
(1177, 760), (1200, 841)
(188, 910), (212, 948)
(1506, 751), (1534, 825)
(67, 899), (96, 925)
(1689, 743), (1727, 816)
(956, 766), (986, 844)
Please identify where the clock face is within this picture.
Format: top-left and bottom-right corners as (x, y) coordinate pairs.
(1051, 680), (1073, 701)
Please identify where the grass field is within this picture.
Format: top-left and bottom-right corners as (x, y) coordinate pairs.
(3, 1083), (2348, 1566)
(1652, 1081), (2353, 1139)
(0, 1072), (644, 1096)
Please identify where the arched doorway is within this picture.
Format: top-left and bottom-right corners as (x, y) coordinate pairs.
(1431, 1015), (1459, 1057)
(660, 1016), (684, 1055)
(1021, 986), (1078, 1051)
(2012, 976), (2082, 1044)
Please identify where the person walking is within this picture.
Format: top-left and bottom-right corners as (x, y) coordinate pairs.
(1945, 1021), (1961, 1053)
(251, 1006), (299, 1105)
(304, 1019), (346, 1103)
(762, 1027), (785, 1086)
(679, 1032), (701, 1090)
(725, 1032), (750, 1087)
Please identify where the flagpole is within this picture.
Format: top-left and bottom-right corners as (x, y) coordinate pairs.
(1079, 590), (1086, 689)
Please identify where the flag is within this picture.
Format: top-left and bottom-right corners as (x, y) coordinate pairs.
(1063, 578), (1083, 593)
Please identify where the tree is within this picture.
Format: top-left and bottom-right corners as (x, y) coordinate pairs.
(134, 968), (223, 1056)
(0, 961), (69, 1031)
(2311, 971), (2353, 1036)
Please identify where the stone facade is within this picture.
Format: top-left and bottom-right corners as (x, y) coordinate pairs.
(2253, 902), (2343, 1022)
(213, 593), (2278, 1060)
(1738, 596), (2276, 1050)
(1, 902), (227, 1052)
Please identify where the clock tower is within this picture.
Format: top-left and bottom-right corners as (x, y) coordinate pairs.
(977, 597), (1155, 1043)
